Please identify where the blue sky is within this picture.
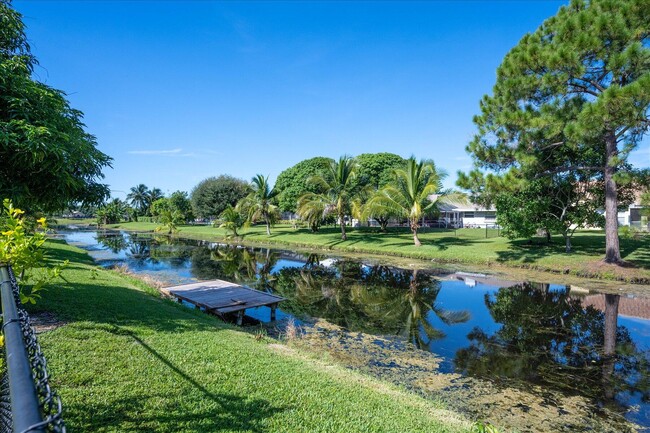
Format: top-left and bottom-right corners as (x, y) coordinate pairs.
(14, 1), (649, 199)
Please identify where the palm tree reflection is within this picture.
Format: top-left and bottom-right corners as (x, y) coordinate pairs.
(273, 261), (470, 348)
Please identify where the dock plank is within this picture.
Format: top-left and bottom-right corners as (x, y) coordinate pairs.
(164, 279), (285, 322)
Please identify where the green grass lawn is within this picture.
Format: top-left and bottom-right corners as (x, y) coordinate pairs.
(102, 221), (650, 281)
(31, 240), (468, 433)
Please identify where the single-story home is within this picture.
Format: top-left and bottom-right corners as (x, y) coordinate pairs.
(435, 197), (497, 228)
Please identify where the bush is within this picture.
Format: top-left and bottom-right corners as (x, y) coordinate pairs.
(0, 199), (67, 303)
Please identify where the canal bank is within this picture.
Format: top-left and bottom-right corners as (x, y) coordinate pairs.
(54, 228), (650, 432)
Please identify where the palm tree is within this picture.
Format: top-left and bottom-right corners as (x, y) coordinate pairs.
(147, 187), (164, 215)
(218, 205), (244, 238)
(366, 157), (446, 246)
(298, 156), (358, 241)
(239, 174), (279, 235)
(154, 208), (183, 235)
(127, 184), (149, 216)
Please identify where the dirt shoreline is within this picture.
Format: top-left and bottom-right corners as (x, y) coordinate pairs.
(273, 318), (641, 433)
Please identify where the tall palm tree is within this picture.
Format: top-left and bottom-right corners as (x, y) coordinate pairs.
(147, 187), (164, 215)
(239, 174), (278, 235)
(366, 157), (446, 246)
(298, 156), (358, 241)
(126, 184), (149, 216)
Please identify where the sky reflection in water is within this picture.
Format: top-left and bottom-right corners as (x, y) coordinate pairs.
(62, 229), (650, 428)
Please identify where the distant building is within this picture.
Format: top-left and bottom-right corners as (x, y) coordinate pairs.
(436, 197), (498, 228)
(616, 191), (648, 229)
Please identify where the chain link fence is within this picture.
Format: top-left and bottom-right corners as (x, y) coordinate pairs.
(0, 265), (65, 433)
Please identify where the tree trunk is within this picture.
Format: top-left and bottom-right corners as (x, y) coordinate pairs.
(604, 131), (621, 263)
(546, 229), (551, 243)
(264, 213), (271, 235)
(563, 231), (572, 253)
(340, 212), (347, 240)
(412, 227), (421, 247)
(602, 294), (619, 400)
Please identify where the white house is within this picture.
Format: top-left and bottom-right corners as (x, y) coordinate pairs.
(435, 197), (498, 228)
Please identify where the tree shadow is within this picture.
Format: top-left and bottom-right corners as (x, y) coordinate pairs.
(495, 234), (650, 266)
(28, 278), (223, 334)
(63, 325), (286, 432)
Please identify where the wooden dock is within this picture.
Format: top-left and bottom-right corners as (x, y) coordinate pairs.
(162, 280), (286, 325)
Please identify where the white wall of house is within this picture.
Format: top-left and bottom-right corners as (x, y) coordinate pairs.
(461, 211), (498, 227)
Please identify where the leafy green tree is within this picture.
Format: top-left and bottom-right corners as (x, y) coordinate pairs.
(168, 190), (194, 222)
(190, 175), (249, 220)
(127, 184), (150, 217)
(494, 177), (606, 252)
(361, 193), (398, 232)
(238, 174), (279, 235)
(367, 157), (445, 246)
(464, 0), (650, 263)
(154, 208), (183, 235)
(353, 153), (406, 191)
(298, 156), (359, 241)
(218, 205), (245, 238)
(0, 2), (112, 212)
(95, 198), (128, 226)
(274, 157), (333, 213)
(353, 153), (406, 229)
(150, 197), (170, 218)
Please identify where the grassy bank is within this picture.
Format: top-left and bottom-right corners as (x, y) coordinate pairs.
(99, 221), (650, 282)
(31, 240), (468, 433)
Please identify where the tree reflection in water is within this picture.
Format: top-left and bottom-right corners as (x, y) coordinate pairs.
(188, 244), (471, 348)
(454, 283), (650, 412)
(95, 231), (128, 253)
(273, 259), (470, 349)
(190, 244), (278, 291)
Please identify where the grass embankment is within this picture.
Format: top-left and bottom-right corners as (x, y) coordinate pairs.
(32, 239), (468, 433)
(101, 221), (650, 282)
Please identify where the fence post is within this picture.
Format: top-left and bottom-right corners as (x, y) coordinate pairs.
(0, 265), (46, 433)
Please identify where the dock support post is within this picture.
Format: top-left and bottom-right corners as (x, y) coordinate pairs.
(237, 310), (245, 326)
(270, 304), (277, 321)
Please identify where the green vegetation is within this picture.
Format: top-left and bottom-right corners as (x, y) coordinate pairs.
(238, 174), (280, 236)
(365, 157), (446, 247)
(461, 0), (650, 264)
(0, 1), (112, 212)
(32, 240), (468, 433)
(190, 175), (249, 220)
(274, 157), (333, 213)
(0, 199), (66, 303)
(102, 221), (650, 281)
(298, 156), (360, 241)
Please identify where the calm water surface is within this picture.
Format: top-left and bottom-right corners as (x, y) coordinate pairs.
(61, 229), (650, 429)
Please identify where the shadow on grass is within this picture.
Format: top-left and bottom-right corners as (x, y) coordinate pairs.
(28, 272), (224, 335)
(495, 234), (650, 267)
(63, 325), (286, 433)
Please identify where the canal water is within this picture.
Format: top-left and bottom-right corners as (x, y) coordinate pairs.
(60, 229), (650, 430)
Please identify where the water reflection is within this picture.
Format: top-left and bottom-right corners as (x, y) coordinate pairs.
(455, 283), (650, 416)
(66, 229), (650, 427)
(273, 261), (470, 349)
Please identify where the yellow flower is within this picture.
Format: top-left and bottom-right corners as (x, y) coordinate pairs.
(37, 217), (47, 225)
(13, 209), (24, 216)
(1, 230), (13, 236)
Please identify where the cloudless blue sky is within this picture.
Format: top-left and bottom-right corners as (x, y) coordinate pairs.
(14, 1), (649, 199)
